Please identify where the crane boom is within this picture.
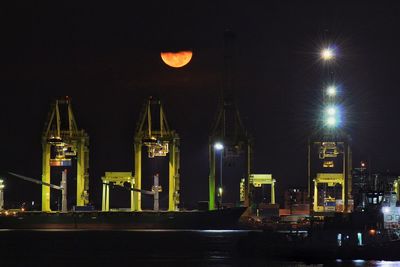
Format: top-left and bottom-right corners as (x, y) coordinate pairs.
(7, 172), (62, 190)
(8, 171), (68, 212)
(104, 183), (154, 195)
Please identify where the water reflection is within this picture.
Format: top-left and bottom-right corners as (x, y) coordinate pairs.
(370, 261), (400, 267)
(1, 230), (400, 266)
(333, 260), (400, 267)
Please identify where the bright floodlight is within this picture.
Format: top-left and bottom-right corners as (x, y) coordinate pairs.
(326, 106), (337, 116)
(327, 86), (337, 96)
(326, 116), (337, 127)
(321, 48), (335, 61)
(214, 142), (224, 150)
(382, 206), (390, 214)
(218, 187), (223, 195)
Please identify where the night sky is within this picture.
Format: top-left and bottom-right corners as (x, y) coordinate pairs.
(1, 2), (400, 209)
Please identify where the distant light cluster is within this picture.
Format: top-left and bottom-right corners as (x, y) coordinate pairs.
(320, 46), (342, 129)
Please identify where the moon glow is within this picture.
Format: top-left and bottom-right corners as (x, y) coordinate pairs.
(160, 51), (193, 68)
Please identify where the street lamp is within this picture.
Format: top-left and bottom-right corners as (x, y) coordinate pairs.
(214, 142), (224, 151)
(326, 106), (337, 116)
(214, 142), (224, 208)
(326, 85), (337, 96)
(326, 116), (337, 128)
(218, 187), (223, 198)
(321, 47), (335, 61)
(324, 105), (339, 128)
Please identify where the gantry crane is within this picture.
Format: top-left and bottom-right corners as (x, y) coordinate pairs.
(309, 138), (352, 213)
(42, 97), (89, 211)
(308, 39), (353, 214)
(209, 96), (253, 210)
(208, 30), (253, 210)
(133, 97), (180, 211)
(101, 172), (162, 212)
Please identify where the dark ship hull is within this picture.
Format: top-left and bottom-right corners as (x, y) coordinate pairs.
(0, 207), (246, 230)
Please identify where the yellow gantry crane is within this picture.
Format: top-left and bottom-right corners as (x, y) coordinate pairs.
(41, 97), (89, 211)
(309, 140), (352, 213)
(308, 43), (353, 214)
(133, 97), (180, 211)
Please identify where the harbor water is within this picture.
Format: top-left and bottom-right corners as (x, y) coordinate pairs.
(0, 229), (399, 266)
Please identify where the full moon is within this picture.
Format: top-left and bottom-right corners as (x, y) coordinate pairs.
(160, 51), (193, 68)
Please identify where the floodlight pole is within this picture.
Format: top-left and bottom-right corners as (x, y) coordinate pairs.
(0, 179), (4, 211)
(219, 149), (223, 208)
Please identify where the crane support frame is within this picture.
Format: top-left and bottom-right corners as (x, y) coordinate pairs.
(41, 98), (89, 211)
(133, 97), (180, 211)
(249, 174), (276, 204)
(309, 140), (352, 214)
(208, 31), (253, 210)
(101, 172), (134, 211)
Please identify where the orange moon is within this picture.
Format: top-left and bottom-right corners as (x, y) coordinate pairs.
(160, 51), (193, 68)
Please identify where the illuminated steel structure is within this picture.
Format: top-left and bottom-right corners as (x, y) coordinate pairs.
(394, 178), (400, 201)
(101, 172), (134, 211)
(209, 100), (252, 210)
(0, 179), (4, 211)
(10, 171), (68, 212)
(209, 30), (253, 210)
(133, 97), (180, 211)
(249, 174), (276, 204)
(310, 141), (352, 212)
(308, 45), (352, 213)
(42, 98), (89, 211)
